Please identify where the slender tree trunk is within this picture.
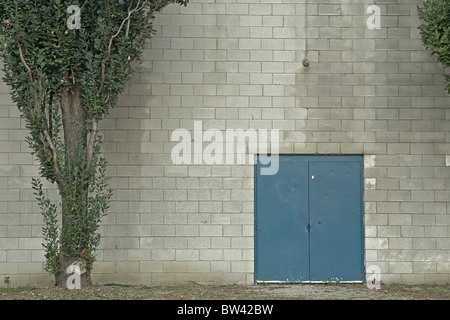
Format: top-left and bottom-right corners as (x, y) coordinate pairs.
(60, 85), (86, 155)
(55, 85), (93, 288)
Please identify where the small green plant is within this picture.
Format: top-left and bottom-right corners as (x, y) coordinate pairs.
(3, 276), (10, 286)
(326, 277), (341, 285)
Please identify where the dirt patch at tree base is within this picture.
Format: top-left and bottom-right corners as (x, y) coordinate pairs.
(1, 283), (449, 300)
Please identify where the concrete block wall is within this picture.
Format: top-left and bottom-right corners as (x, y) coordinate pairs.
(1, 0), (450, 286)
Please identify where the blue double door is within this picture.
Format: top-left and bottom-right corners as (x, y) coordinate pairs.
(255, 155), (364, 282)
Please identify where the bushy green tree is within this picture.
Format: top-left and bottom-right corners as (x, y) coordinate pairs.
(417, 0), (450, 94)
(0, 0), (188, 287)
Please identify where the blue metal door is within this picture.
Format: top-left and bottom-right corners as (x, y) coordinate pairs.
(309, 159), (364, 281)
(255, 155), (364, 282)
(255, 156), (309, 282)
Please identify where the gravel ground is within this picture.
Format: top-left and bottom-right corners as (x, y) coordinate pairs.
(252, 283), (450, 300)
(0, 283), (449, 300)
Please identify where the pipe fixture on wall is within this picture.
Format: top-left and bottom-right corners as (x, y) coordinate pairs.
(303, 0), (309, 68)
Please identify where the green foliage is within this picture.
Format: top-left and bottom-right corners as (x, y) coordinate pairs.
(32, 178), (61, 275)
(0, 0), (188, 278)
(0, 1), (189, 183)
(417, 0), (450, 93)
(0, 0), (188, 122)
(58, 133), (112, 270)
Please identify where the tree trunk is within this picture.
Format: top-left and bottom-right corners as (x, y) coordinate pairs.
(55, 255), (92, 288)
(55, 84), (93, 288)
(60, 85), (86, 156)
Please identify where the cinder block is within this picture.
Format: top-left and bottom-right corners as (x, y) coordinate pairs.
(18, 238), (41, 250)
(199, 225), (223, 237)
(199, 249), (223, 261)
(365, 238), (389, 250)
(413, 238), (436, 250)
(249, 4), (271, 15)
(231, 261), (253, 273)
(389, 262), (413, 274)
(425, 274), (450, 284)
(7, 250), (31, 263)
(187, 261), (210, 273)
(176, 249), (200, 261)
(389, 238), (412, 250)
(378, 226), (401, 237)
(163, 261), (187, 273)
(436, 239), (450, 249)
(389, 214), (411, 226)
(437, 262), (450, 273)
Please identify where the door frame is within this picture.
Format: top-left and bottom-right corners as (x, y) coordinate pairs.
(254, 154), (365, 284)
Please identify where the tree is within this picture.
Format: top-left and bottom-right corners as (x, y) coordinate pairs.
(0, 0), (188, 288)
(417, 0), (450, 94)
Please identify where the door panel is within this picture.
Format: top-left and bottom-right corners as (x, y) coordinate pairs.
(255, 156), (309, 282)
(309, 160), (364, 281)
